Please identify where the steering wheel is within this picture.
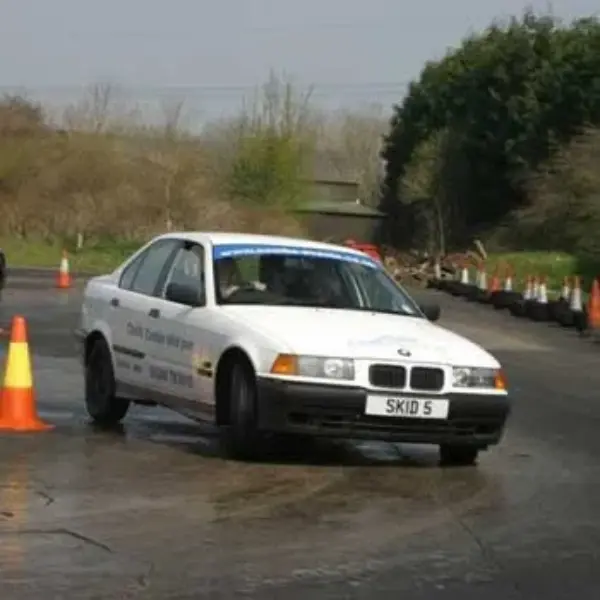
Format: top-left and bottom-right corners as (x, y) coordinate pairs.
(222, 282), (264, 299)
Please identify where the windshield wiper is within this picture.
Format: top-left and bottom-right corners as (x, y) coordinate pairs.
(220, 296), (418, 316)
(344, 306), (421, 317)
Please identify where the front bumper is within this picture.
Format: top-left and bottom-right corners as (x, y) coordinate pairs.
(255, 377), (511, 448)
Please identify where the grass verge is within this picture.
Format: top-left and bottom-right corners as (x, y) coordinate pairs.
(0, 238), (142, 274)
(483, 251), (600, 300)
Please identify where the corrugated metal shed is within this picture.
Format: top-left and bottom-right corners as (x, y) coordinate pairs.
(295, 199), (384, 217)
(293, 199), (384, 242)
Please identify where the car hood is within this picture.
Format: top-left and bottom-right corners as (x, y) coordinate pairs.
(222, 306), (499, 367)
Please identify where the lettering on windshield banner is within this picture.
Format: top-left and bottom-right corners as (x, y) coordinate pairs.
(212, 243), (379, 269)
(126, 322), (194, 352)
(149, 365), (194, 389)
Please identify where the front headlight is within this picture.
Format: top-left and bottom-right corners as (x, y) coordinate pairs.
(270, 354), (355, 380)
(452, 367), (506, 390)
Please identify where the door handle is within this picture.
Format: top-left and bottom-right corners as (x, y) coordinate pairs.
(110, 297), (119, 307)
(148, 308), (160, 318)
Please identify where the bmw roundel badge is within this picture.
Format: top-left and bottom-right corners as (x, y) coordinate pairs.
(397, 348), (411, 357)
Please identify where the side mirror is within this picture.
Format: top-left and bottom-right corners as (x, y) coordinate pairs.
(165, 282), (203, 307)
(420, 303), (441, 321)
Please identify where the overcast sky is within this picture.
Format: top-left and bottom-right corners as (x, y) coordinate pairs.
(1, 0), (598, 126)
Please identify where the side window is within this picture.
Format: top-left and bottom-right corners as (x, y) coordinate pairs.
(119, 253), (146, 290)
(163, 244), (206, 305)
(127, 239), (180, 297)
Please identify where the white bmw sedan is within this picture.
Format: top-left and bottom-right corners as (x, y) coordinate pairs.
(76, 232), (510, 465)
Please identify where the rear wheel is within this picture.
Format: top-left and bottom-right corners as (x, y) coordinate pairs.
(223, 361), (262, 460)
(85, 338), (130, 425)
(439, 444), (480, 467)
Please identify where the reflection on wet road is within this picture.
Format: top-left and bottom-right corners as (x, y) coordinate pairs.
(0, 273), (599, 598)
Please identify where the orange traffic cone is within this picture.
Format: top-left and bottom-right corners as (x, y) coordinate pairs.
(0, 316), (53, 431)
(525, 275), (539, 319)
(57, 250), (72, 289)
(488, 266), (501, 307)
(475, 263), (488, 302)
(493, 264), (516, 310)
(550, 276), (570, 323)
(531, 276), (550, 322)
(503, 266), (514, 293)
(488, 267), (501, 293)
(585, 278), (600, 339)
(455, 259), (471, 296)
(569, 276), (585, 331)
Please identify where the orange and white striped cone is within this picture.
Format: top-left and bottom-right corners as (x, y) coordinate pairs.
(525, 276), (540, 319)
(433, 259), (442, 282)
(460, 263), (469, 286)
(584, 278), (600, 340)
(560, 276), (571, 302)
(57, 250), (72, 289)
(570, 277), (583, 313)
(532, 276), (541, 302)
(494, 266), (514, 310)
(511, 275), (532, 318)
(570, 276), (586, 331)
(0, 316), (53, 431)
(504, 268), (513, 293)
(552, 276), (571, 323)
(456, 261), (471, 296)
(532, 276), (550, 321)
(522, 276), (534, 302)
(475, 264), (488, 302)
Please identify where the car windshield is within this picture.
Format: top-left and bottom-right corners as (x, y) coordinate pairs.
(212, 243), (424, 318)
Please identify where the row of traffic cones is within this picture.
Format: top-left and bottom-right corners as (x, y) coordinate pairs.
(431, 261), (600, 336)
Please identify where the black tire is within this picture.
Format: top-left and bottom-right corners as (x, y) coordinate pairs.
(223, 361), (262, 460)
(85, 338), (130, 425)
(439, 444), (480, 467)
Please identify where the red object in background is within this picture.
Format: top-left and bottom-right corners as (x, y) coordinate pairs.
(344, 240), (382, 262)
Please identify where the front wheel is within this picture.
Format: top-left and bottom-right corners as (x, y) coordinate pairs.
(85, 339), (130, 426)
(223, 361), (263, 461)
(439, 444), (480, 467)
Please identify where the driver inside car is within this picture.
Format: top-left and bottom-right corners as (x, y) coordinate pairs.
(216, 257), (266, 299)
(306, 261), (348, 307)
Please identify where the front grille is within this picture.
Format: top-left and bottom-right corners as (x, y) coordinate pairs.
(287, 409), (501, 439)
(369, 364), (407, 389)
(282, 396), (505, 442)
(410, 367), (445, 391)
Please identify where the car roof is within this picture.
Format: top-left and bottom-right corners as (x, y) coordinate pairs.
(154, 231), (372, 259)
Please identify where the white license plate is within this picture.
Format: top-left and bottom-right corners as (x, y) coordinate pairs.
(365, 395), (449, 419)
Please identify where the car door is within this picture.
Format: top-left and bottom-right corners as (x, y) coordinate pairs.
(143, 241), (216, 419)
(110, 238), (181, 392)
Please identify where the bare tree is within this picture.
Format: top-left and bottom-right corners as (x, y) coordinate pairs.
(316, 104), (388, 202)
(401, 130), (449, 255)
(62, 82), (120, 132)
(138, 100), (200, 231)
(160, 98), (187, 140)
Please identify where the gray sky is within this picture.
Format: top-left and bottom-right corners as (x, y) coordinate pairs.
(1, 0), (598, 126)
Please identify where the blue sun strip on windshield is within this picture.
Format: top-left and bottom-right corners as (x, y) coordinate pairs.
(212, 243), (379, 268)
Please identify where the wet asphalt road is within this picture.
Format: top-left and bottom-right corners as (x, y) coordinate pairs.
(0, 272), (599, 599)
